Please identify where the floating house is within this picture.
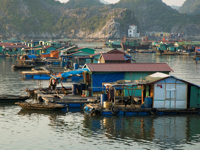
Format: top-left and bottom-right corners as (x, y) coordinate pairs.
(83, 63), (173, 96)
(99, 53), (128, 63)
(141, 72), (190, 109)
(105, 72), (200, 109)
(27, 41), (39, 48)
(3, 44), (28, 56)
(77, 48), (95, 54)
(0, 43), (12, 54)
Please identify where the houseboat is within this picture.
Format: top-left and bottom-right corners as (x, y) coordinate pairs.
(84, 72), (200, 116)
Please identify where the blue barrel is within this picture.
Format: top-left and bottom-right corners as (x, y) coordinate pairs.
(74, 63), (78, 70)
(100, 94), (107, 106)
(144, 96), (153, 108)
(72, 84), (78, 95)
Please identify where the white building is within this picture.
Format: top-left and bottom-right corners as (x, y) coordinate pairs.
(128, 24), (140, 38)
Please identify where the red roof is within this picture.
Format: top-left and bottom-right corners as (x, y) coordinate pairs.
(0, 43), (13, 46)
(86, 63), (173, 72)
(4, 45), (28, 48)
(101, 54), (126, 61)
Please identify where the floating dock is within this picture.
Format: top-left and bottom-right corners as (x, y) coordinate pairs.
(21, 67), (51, 79)
(34, 90), (97, 108)
(84, 103), (200, 116)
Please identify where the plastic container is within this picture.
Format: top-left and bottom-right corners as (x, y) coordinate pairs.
(100, 94), (107, 106)
(72, 84), (78, 95)
(144, 96), (153, 108)
(74, 63), (79, 70)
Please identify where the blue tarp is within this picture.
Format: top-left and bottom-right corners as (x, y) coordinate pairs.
(42, 52), (50, 55)
(27, 55), (37, 59)
(196, 48), (200, 53)
(92, 73), (124, 92)
(60, 68), (89, 79)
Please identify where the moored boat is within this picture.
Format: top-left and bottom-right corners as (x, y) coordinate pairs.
(15, 102), (66, 110)
(0, 95), (29, 103)
(12, 64), (36, 70)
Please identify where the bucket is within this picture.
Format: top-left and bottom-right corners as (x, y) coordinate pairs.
(144, 96), (153, 108)
(72, 84), (78, 95)
(100, 94), (107, 106)
(103, 101), (112, 109)
(74, 63), (78, 70)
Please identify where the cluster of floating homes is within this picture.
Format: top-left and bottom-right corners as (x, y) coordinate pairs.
(152, 40), (200, 56)
(1, 38), (200, 116)
(106, 38), (200, 58)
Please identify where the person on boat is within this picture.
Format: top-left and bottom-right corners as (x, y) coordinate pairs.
(49, 78), (53, 90)
(52, 79), (58, 90)
(49, 78), (58, 90)
(106, 85), (114, 102)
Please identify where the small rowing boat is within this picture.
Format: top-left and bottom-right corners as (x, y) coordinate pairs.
(15, 102), (66, 110)
(12, 64), (36, 70)
(0, 95), (29, 103)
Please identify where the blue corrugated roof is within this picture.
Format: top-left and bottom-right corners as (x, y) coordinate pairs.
(27, 55), (37, 59)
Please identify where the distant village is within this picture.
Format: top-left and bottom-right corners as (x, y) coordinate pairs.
(1, 23), (200, 116)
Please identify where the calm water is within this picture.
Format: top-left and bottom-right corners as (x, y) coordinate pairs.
(1, 47), (200, 150)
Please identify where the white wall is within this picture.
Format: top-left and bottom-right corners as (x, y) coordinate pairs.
(153, 77), (187, 109)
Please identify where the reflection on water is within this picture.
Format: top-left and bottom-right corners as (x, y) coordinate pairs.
(83, 115), (200, 149)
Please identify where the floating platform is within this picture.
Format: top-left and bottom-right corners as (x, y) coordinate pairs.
(34, 90), (97, 108)
(84, 103), (200, 117)
(21, 67), (51, 79)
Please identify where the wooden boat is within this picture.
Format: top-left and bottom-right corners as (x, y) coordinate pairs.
(12, 64), (36, 70)
(0, 95), (29, 103)
(15, 102), (66, 110)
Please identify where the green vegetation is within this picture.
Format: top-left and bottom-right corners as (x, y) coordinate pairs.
(0, 0), (200, 38)
(66, 0), (103, 9)
(179, 0), (200, 15)
(112, 0), (200, 32)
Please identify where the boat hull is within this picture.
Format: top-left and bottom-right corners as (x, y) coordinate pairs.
(12, 65), (35, 70)
(0, 95), (29, 103)
(121, 43), (150, 50)
(15, 102), (66, 110)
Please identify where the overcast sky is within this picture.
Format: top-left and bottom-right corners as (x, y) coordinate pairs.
(58, 0), (186, 6)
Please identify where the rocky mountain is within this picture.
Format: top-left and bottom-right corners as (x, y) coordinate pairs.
(171, 5), (180, 11)
(112, 0), (200, 36)
(0, 0), (200, 39)
(100, 0), (109, 4)
(65, 0), (103, 9)
(179, 0), (200, 15)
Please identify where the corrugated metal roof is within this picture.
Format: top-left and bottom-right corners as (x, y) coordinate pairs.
(86, 63), (174, 72)
(144, 73), (200, 87)
(4, 45), (28, 48)
(0, 43), (13, 46)
(102, 53), (126, 61)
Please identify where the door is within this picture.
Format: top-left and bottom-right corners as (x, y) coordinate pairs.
(165, 84), (176, 109)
